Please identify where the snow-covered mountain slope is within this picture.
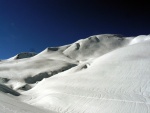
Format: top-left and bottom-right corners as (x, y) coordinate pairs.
(0, 34), (130, 91)
(0, 34), (150, 113)
(20, 36), (150, 113)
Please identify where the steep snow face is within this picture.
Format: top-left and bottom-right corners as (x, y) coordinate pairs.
(1, 34), (150, 113)
(21, 39), (150, 113)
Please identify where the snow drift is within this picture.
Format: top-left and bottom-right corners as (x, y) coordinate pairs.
(0, 34), (150, 113)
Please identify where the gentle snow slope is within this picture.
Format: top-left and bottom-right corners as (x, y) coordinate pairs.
(0, 34), (150, 113)
(0, 92), (56, 113)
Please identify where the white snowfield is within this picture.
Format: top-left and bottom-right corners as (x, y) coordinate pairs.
(0, 34), (150, 113)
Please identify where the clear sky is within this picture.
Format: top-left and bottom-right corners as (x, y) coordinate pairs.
(0, 0), (149, 59)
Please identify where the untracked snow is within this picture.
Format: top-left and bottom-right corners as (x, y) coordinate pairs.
(0, 34), (150, 113)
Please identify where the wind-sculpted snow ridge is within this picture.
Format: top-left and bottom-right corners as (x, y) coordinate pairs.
(0, 34), (150, 113)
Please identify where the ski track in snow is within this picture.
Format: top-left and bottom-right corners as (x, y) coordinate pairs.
(57, 92), (148, 105)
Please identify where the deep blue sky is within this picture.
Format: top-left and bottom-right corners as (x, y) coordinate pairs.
(0, 0), (149, 59)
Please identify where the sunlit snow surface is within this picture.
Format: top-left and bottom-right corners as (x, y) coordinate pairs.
(0, 34), (150, 113)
